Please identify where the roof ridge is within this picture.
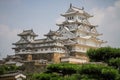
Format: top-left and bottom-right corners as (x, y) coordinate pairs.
(72, 6), (83, 10)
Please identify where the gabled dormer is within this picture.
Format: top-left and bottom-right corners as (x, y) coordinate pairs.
(57, 26), (75, 39)
(13, 29), (38, 45)
(44, 30), (61, 40)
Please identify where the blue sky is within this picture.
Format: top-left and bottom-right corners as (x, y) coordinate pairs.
(0, 0), (120, 59)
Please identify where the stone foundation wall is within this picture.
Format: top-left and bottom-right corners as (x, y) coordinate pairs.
(53, 53), (65, 63)
(23, 61), (47, 73)
(75, 53), (89, 61)
(16, 53), (63, 62)
(32, 53), (53, 61)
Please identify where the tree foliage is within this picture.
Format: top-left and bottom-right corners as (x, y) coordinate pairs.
(0, 64), (20, 75)
(79, 64), (119, 80)
(87, 47), (120, 72)
(87, 47), (120, 62)
(31, 63), (119, 80)
(46, 63), (80, 76)
(109, 58), (120, 72)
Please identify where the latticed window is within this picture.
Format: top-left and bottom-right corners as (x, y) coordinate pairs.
(45, 48), (48, 51)
(68, 16), (74, 20)
(41, 49), (43, 51)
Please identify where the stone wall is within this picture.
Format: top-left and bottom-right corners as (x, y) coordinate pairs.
(16, 53), (54, 61)
(16, 53), (66, 63)
(75, 52), (89, 61)
(23, 61), (47, 74)
(53, 53), (65, 63)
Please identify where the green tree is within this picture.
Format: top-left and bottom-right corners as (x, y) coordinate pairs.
(78, 64), (119, 80)
(0, 64), (21, 75)
(0, 65), (6, 75)
(46, 63), (80, 76)
(31, 63), (119, 80)
(87, 47), (120, 72)
(109, 58), (120, 72)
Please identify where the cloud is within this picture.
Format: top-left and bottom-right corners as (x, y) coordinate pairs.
(115, 0), (120, 7)
(89, 8), (105, 25)
(0, 25), (21, 39)
(0, 24), (21, 59)
(89, 0), (120, 47)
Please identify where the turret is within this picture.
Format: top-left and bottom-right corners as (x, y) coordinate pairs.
(44, 30), (61, 40)
(17, 29), (38, 42)
(61, 4), (93, 22)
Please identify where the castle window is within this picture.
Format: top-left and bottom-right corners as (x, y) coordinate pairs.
(22, 49), (25, 52)
(68, 16), (74, 20)
(50, 48), (53, 50)
(35, 49), (38, 51)
(71, 16), (74, 19)
(64, 31), (66, 33)
(79, 16), (84, 20)
(68, 17), (69, 20)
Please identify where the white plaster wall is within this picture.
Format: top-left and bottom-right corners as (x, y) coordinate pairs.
(86, 39), (96, 47)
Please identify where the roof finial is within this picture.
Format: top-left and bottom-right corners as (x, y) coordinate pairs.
(70, 3), (72, 8)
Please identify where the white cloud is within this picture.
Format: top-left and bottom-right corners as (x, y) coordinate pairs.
(89, 8), (105, 25)
(115, 0), (120, 7)
(0, 24), (21, 39)
(0, 24), (21, 59)
(89, 0), (120, 47)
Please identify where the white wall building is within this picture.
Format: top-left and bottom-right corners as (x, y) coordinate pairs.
(13, 4), (105, 64)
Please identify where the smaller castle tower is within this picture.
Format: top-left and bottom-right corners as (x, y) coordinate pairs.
(13, 29), (38, 60)
(13, 29), (66, 63)
(56, 4), (105, 63)
(17, 29), (38, 42)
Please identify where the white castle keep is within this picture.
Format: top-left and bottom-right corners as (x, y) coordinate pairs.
(13, 4), (105, 64)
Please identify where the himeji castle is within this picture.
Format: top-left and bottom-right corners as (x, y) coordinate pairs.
(12, 4), (105, 64)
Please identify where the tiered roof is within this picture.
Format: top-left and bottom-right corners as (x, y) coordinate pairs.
(18, 29), (38, 36)
(61, 4), (93, 18)
(44, 30), (61, 37)
(56, 19), (96, 27)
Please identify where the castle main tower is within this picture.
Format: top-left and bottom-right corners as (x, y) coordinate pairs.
(57, 4), (105, 63)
